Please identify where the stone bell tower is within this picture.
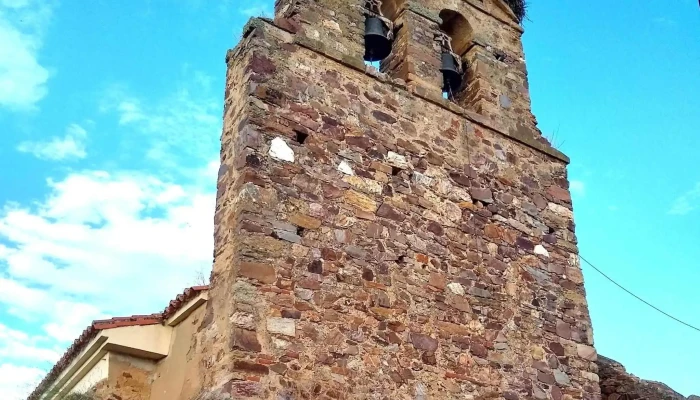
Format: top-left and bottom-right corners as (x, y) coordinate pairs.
(191, 0), (601, 399)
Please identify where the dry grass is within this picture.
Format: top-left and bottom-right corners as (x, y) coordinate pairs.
(503, 0), (527, 23)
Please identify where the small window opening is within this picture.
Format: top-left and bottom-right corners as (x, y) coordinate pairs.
(391, 166), (402, 176)
(397, 255), (407, 264)
(295, 130), (309, 144)
(297, 226), (305, 236)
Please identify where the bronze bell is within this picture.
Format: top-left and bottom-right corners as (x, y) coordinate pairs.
(364, 17), (392, 62)
(440, 52), (463, 93)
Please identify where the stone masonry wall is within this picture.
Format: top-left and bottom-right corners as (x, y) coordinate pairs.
(192, 1), (600, 399)
(92, 354), (153, 400)
(273, 0), (540, 140)
(597, 356), (691, 400)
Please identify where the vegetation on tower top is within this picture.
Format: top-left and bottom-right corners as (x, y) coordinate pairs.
(503, 0), (527, 23)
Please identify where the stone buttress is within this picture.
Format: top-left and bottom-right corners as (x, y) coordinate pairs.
(190, 1), (601, 399)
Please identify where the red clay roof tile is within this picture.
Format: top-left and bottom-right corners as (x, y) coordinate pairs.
(27, 286), (208, 400)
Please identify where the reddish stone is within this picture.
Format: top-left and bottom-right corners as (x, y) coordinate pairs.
(389, 370), (404, 383)
(429, 272), (447, 290)
(362, 268), (374, 281)
(547, 185), (571, 202)
(345, 245), (367, 259)
(249, 54), (276, 77)
(410, 333), (438, 351)
(322, 183), (343, 199)
(484, 224), (502, 239)
(556, 320), (571, 339)
(421, 352), (437, 365)
(489, 258), (508, 272)
(449, 172), (471, 187)
(515, 237), (534, 251)
(234, 360), (270, 375)
(230, 380), (263, 397)
(426, 221), (445, 236)
(376, 203), (406, 222)
(345, 135), (372, 149)
(415, 253), (429, 264)
(308, 259), (323, 274)
(239, 262), (276, 284)
(549, 342), (566, 356)
(230, 328), (261, 352)
(543, 234), (557, 244)
(551, 386), (563, 400)
(533, 193), (548, 209)
(387, 331), (402, 344)
(269, 363), (287, 374)
(366, 223), (383, 237)
(471, 188), (494, 203)
(537, 371), (556, 385)
(321, 247), (340, 261)
(372, 110), (397, 124)
(281, 309), (302, 319)
(532, 361), (549, 372)
(298, 278), (321, 290)
(470, 343), (488, 358)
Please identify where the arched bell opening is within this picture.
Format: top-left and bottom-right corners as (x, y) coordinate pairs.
(437, 10), (474, 100)
(379, 0), (405, 21)
(363, 0), (396, 63)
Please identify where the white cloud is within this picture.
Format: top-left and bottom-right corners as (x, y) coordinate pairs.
(117, 100), (145, 124)
(0, 324), (60, 363)
(17, 124), (88, 161)
(0, 167), (218, 400)
(570, 180), (585, 197)
(0, 169), (216, 326)
(2, 53), (222, 396)
(669, 182), (700, 216)
(0, 276), (49, 315)
(101, 79), (220, 168)
(0, 0), (53, 111)
(0, 363), (45, 400)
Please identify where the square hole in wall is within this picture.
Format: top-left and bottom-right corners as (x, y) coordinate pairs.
(295, 130), (309, 145)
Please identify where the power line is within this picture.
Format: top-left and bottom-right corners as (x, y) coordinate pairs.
(579, 254), (700, 333)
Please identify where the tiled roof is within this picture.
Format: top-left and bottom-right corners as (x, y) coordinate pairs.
(27, 286), (208, 400)
(162, 285), (209, 321)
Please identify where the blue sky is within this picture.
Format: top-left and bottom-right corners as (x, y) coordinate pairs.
(0, 0), (697, 398)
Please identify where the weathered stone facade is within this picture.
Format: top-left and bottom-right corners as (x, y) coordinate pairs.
(92, 355), (153, 400)
(192, 0), (600, 399)
(597, 356), (692, 400)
